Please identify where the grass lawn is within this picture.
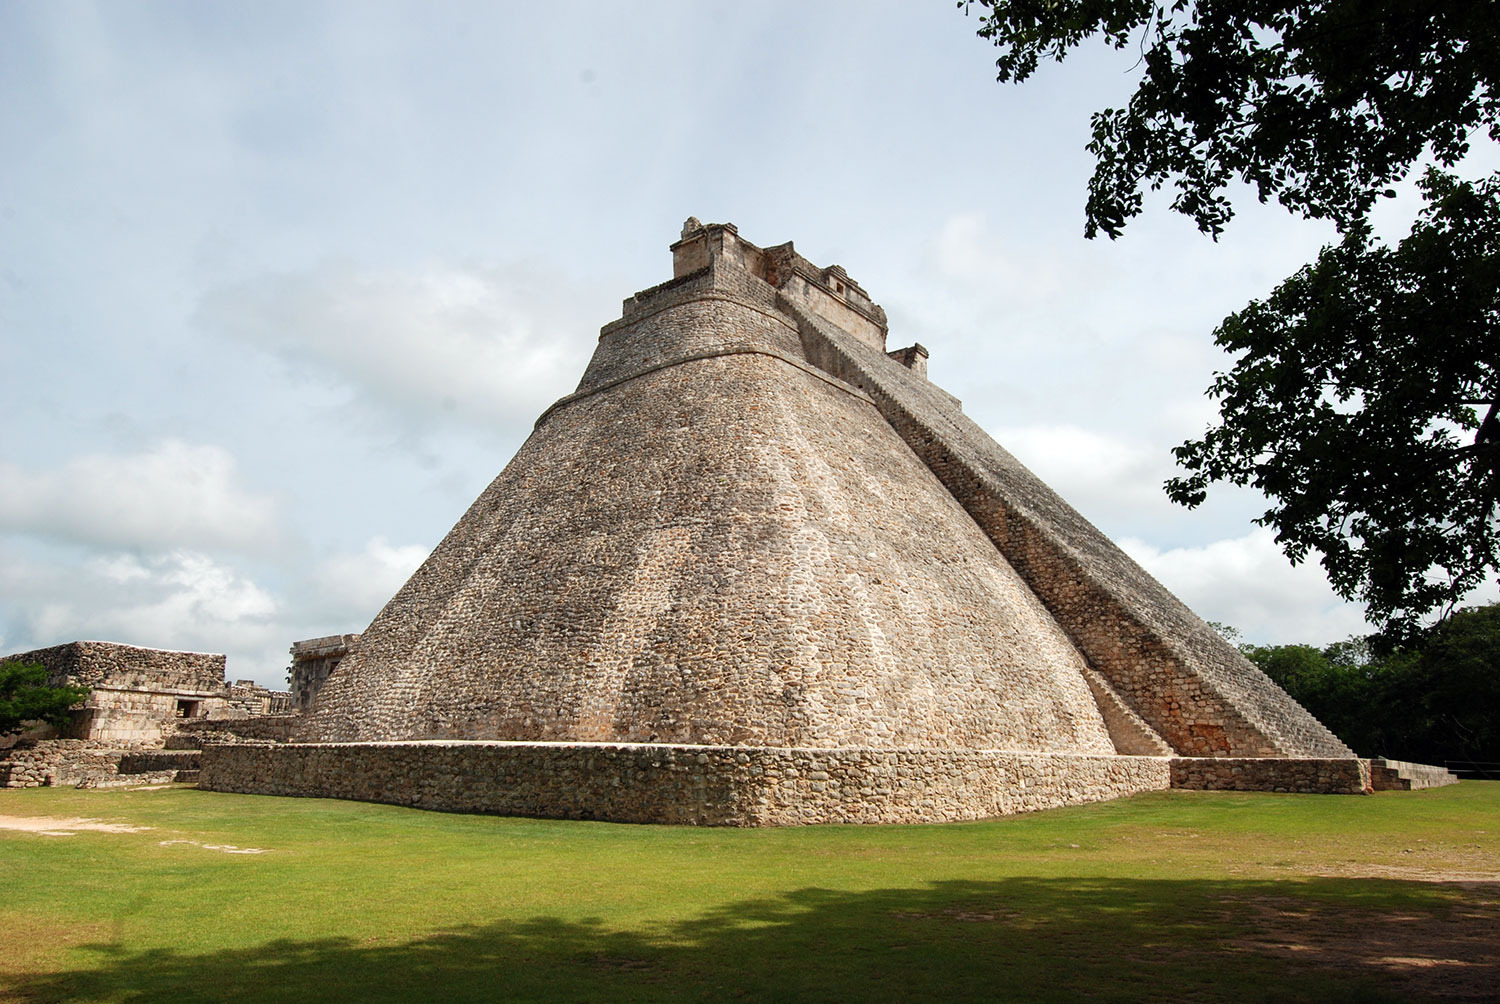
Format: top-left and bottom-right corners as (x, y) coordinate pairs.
(2, 782), (1496, 1003)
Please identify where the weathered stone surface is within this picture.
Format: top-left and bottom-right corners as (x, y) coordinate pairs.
(9, 640), (224, 695)
(204, 220), (1368, 825)
(306, 263), (1119, 756)
(1169, 757), (1371, 794)
(2, 640), (292, 745)
(0, 739), (172, 789)
(289, 634), (359, 713)
(1368, 758), (1459, 790)
(200, 742), (1171, 825)
(789, 301), (1352, 760)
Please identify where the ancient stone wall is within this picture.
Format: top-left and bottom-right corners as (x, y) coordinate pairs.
(1, 641), (297, 744)
(69, 688), (230, 744)
(8, 641), (226, 693)
(289, 634), (359, 713)
(199, 742), (1171, 825)
(177, 715), (301, 744)
(226, 680), (292, 717)
(304, 276), (1123, 754)
(1169, 757), (1372, 794)
(788, 301), (1352, 760)
(3, 642), (231, 744)
(0, 739), (170, 789)
(1368, 758), (1459, 790)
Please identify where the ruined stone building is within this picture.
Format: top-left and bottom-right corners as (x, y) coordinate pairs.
(288, 634), (359, 713)
(6, 641), (235, 744)
(1, 640), (293, 788)
(199, 220), (1391, 824)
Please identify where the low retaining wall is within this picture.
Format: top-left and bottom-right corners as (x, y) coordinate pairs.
(1369, 758), (1459, 790)
(1169, 757), (1371, 794)
(0, 740), (171, 789)
(177, 715), (301, 743)
(116, 750), (201, 774)
(199, 742), (1172, 826)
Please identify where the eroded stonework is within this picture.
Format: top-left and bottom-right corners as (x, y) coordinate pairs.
(202, 220), (1362, 824)
(0, 640), (294, 788)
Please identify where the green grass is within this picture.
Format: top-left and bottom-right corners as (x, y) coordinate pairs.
(2, 783), (1496, 1003)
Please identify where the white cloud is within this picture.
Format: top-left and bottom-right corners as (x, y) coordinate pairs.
(1120, 528), (1372, 645)
(309, 536), (428, 624)
(995, 424), (1168, 527)
(79, 551), (276, 639)
(0, 533), (435, 689)
(0, 441), (283, 554)
(0, 547), (284, 681)
(198, 264), (602, 430)
(933, 213), (1072, 300)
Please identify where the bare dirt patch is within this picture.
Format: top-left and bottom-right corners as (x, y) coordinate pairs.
(0, 815), (267, 852)
(157, 838), (267, 854)
(1224, 887), (1500, 1001)
(0, 814), (153, 836)
(1310, 863), (1500, 884)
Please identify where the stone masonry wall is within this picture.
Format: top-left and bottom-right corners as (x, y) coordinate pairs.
(788, 301), (1352, 760)
(178, 715), (302, 744)
(0, 739), (172, 789)
(1170, 757), (1372, 794)
(4, 642), (232, 744)
(199, 742), (1172, 826)
(7, 641), (225, 693)
(289, 634), (360, 713)
(304, 265), (1123, 755)
(69, 688), (228, 744)
(225, 681), (292, 717)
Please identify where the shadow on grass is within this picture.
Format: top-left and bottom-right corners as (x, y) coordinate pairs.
(9, 877), (1496, 1004)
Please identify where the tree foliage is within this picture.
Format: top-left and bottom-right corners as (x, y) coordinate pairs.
(0, 661), (89, 737)
(963, 1), (1500, 637)
(1244, 603), (1500, 765)
(1166, 170), (1500, 640)
(962, 0), (1499, 238)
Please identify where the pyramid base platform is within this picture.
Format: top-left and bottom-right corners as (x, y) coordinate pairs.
(197, 742), (1376, 825)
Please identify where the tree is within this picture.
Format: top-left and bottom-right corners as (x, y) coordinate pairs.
(1411, 602), (1500, 763)
(1240, 602), (1500, 763)
(963, 1), (1499, 638)
(0, 662), (89, 737)
(962, 1), (1498, 238)
(1166, 170), (1499, 640)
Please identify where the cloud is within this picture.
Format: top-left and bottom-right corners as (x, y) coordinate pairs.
(0, 547), (281, 673)
(933, 213), (1072, 301)
(994, 424), (1170, 532)
(1120, 528), (1372, 645)
(308, 536), (428, 625)
(0, 533), (434, 689)
(198, 263), (603, 430)
(0, 441), (284, 554)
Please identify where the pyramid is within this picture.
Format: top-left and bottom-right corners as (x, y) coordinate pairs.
(201, 220), (1364, 824)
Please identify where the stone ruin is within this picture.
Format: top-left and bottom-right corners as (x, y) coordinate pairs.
(0, 640), (292, 788)
(288, 634), (360, 713)
(186, 220), (1441, 821)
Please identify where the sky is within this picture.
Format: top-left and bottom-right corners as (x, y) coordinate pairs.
(4, 1), (1493, 688)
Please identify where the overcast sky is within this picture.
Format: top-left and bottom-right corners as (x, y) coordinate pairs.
(5, 1), (1493, 687)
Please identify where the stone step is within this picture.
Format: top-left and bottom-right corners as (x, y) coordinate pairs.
(174, 769), (201, 783)
(1369, 757), (1459, 790)
(117, 750), (202, 775)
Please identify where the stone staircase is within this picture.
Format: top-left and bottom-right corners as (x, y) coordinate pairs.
(1368, 757), (1459, 790)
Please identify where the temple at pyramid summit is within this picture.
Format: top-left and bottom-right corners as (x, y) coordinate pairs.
(200, 219), (1374, 824)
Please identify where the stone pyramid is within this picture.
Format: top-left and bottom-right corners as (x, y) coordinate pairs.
(203, 221), (1363, 825)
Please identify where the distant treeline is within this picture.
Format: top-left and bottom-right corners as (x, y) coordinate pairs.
(1234, 603), (1499, 769)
